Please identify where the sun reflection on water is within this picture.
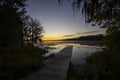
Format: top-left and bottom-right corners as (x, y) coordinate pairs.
(43, 41), (103, 64)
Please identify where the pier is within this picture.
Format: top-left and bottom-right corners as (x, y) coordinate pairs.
(20, 46), (73, 80)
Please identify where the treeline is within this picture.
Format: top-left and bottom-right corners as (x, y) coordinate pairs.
(77, 34), (103, 41)
(64, 34), (103, 41)
(0, 0), (43, 47)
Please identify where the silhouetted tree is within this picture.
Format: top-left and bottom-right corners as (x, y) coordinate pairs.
(0, 0), (27, 47)
(58, 0), (120, 48)
(58, 0), (120, 28)
(23, 16), (44, 47)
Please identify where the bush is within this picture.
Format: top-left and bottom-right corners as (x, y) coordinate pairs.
(86, 47), (120, 80)
(0, 47), (47, 80)
(104, 30), (120, 49)
(68, 47), (120, 80)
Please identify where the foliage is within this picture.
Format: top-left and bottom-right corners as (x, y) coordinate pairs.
(58, 0), (120, 48)
(23, 16), (44, 47)
(0, 0), (46, 79)
(0, 0), (27, 47)
(104, 30), (120, 49)
(0, 0), (44, 47)
(86, 47), (120, 80)
(58, 0), (120, 28)
(0, 47), (47, 80)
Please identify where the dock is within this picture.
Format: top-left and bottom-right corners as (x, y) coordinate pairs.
(20, 46), (73, 80)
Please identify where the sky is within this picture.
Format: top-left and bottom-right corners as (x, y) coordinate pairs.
(26, 0), (105, 40)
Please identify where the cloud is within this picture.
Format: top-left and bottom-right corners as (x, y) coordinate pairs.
(76, 30), (102, 35)
(63, 34), (75, 37)
(62, 30), (103, 37)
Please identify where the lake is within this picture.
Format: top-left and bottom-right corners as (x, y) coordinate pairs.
(43, 41), (103, 65)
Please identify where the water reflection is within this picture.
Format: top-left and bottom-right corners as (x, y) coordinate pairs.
(72, 46), (102, 65)
(43, 41), (103, 64)
(44, 45), (65, 57)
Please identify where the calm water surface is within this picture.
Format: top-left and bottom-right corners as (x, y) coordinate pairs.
(43, 41), (103, 64)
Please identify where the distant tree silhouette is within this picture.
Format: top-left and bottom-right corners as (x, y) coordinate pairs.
(64, 34), (103, 41)
(0, 0), (27, 47)
(23, 16), (44, 47)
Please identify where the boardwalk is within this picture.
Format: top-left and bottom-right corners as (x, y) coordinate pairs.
(20, 46), (73, 80)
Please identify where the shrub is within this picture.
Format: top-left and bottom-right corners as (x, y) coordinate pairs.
(0, 47), (47, 80)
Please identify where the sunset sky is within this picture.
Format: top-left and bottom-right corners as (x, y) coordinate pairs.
(26, 0), (105, 40)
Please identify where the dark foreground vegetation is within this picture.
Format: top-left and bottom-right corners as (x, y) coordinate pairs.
(0, 47), (47, 80)
(0, 0), (47, 80)
(68, 46), (120, 80)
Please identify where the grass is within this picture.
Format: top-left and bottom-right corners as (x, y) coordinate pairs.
(0, 47), (47, 80)
(68, 47), (120, 80)
(86, 47), (120, 80)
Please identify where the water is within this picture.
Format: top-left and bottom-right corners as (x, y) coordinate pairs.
(44, 45), (65, 57)
(43, 41), (103, 64)
(71, 46), (102, 65)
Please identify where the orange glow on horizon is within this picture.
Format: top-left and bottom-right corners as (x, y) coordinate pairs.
(42, 36), (77, 41)
(42, 36), (63, 41)
(42, 30), (105, 41)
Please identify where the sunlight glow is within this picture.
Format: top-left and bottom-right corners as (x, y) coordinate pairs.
(42, 35), (78, 41)
(42, 30), (105, 41)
